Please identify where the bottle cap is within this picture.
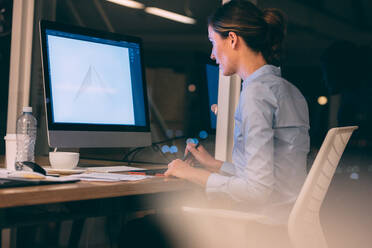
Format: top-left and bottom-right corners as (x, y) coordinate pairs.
(23, 106), (32, 113)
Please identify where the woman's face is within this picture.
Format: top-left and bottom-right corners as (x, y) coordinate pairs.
(208, 25), (236, 76)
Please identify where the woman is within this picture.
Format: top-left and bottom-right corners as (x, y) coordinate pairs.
(165, 0), (309, 224)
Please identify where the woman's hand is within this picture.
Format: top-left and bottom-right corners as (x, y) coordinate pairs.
(211, 104), (218, 115)
(164, 159), (191, 179)
(165, 159), (212, 187)
(185, 144), (223, 172)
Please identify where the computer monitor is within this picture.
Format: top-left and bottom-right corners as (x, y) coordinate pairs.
(205, 63), (219, 131)
(39, 20), (151, 148)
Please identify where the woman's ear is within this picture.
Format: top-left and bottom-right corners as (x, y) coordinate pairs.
(228, 31), (238, 49)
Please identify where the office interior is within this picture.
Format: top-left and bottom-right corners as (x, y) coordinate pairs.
(0, 0), (372, 247)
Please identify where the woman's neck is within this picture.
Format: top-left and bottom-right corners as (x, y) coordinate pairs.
(237, 50), (267, 80)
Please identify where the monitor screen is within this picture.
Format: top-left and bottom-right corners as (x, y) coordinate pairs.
(40, 20), (151, 148)
(206, 64), (219, 131)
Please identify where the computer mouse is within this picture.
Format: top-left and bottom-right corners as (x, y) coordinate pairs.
(8, 170), (46, 179)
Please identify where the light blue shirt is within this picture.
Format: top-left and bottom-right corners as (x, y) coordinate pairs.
(206, 65), (310, 224)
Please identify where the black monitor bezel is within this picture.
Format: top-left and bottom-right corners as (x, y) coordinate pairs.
(39, 20), (150, 133)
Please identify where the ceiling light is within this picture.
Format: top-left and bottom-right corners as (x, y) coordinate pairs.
(106, 0), (145, 9)
(144, 7), (196, 25)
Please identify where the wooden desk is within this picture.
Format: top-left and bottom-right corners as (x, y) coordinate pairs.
(0, 157), (198, 228)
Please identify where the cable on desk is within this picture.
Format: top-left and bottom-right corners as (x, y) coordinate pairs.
(152, 143), (171, 164)
(122, 147), (145, 162)
(127, 148), (146, 165)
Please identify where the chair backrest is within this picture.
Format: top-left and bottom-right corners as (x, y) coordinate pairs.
(288, 126), (358, 248)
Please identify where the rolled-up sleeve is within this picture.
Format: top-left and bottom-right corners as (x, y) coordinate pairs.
(220, 161), (235, 175)
(206, 82), (276, 205)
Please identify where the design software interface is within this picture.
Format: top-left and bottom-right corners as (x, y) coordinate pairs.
(45, 29), (147, 126)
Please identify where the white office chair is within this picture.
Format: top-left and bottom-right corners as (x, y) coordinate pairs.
(182, 126), (358, 248)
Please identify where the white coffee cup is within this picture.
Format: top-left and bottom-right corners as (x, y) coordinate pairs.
(49, 152), (79, 169)
(4, 134), (17, 171)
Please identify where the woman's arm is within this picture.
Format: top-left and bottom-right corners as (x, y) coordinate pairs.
(185, 143), (223, 172)
(206, 83), (276, 204)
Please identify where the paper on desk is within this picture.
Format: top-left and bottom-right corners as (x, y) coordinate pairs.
(80, 165), (145, 173)
(66, 172), (151, 182)
(0, 172), (79, 183)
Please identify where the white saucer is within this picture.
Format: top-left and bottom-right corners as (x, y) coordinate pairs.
(45, 168), (85, 175)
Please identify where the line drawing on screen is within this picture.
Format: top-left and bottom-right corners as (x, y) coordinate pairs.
(74, 65), (114, 100)
(47, 35), (135, 125)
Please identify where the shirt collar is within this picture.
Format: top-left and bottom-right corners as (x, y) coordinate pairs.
(242, 64), (281, 90)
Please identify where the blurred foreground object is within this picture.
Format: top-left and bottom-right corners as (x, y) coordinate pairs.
(182, 126), (358, 248)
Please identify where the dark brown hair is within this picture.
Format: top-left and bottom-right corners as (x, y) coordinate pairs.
(208, 0), (287, 66)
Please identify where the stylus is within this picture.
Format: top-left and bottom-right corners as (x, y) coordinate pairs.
(182, 143), (200, 161)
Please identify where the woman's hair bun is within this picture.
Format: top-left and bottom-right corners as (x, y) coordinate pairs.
(262, 8), (287, 65)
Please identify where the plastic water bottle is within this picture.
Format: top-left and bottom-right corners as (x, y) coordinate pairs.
(15, 106), (37, 170)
